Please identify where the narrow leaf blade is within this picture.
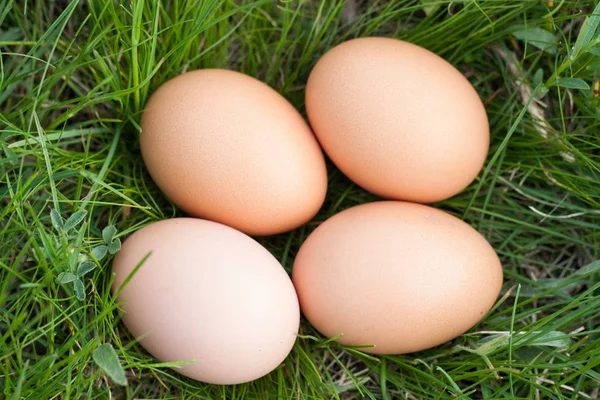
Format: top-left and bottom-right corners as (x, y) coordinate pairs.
(574, 260), (600, 276)
(573, 17), (591, 58)
(524, 331), (571, 348)
(588, 47), (600, 56)
(575, 3), (600, 57)
(555, 78), (590, 90)
(93, 344), (127, 386)
(512, 26), (557, 54)
(532, 68), (544, 85)
(3, 145), (17, 164)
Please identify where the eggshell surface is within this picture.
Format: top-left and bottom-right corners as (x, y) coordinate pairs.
(292, 201), (503, 354)
(112, 218), (300, 384)
(141, 69), (327, 236)
(305, 37), (489, 203)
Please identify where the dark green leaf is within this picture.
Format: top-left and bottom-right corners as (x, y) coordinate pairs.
(588, 47), (600, 57)
(0, 27), (22, 42)
(574, 260), (600, 276)
(42, 246), (55, 262)
(50, 209), (63, 230)
(532, 68), (544, 85)
(73, 279), (85, 300)
(3, 145), (17, 164)
(515, 347), (552, 362)
(588, 58), (600, 72)
(458, 331), (570, 356)
(573, 17), (591, 58)
(512, 26), (557, 54)
(573, 4), (600, 58)
(476, 335), (508, 355)
(555, 78), (590, 90)
(77, 261), (96, 277)
(523, 331), (571, 348)
(93, 344), (127, 386)
(92, 245), (108, 261)
(516, 278), (578, 297)
(57, 272), (77, 284)
(536, 86), (549, 98)
(102, 225), (117, 244)
(64, 210), (88, 232)
(108, 238), (121, 255)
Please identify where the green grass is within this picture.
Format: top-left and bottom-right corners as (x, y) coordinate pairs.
(1, 0), (600, 398)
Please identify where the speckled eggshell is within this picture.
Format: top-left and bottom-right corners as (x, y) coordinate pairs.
(305, 37), (489, 203)
(112, 218), (300, 384)
(292, 201), (503, 354)
(140, 69), (327, 236)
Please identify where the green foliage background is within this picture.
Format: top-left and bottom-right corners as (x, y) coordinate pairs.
(1, 1), (599, 399)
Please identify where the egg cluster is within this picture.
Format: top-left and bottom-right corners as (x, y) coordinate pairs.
(112, 37), (503, 385)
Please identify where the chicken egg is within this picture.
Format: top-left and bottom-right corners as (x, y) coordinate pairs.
(292, 201), (503, 354)
(305, 37), (489, 203)
(112, 218), (300, 384)
(141, 69), (327, 236)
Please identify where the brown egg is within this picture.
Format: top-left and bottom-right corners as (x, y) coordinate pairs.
(112, 218), (300, 384)
(292, 202), (503, 354)
(141, 69), (327, 236)
(305, 37), (489, 203)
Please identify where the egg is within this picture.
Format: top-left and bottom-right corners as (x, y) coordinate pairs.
(112, 218), (300, 384)
(305, 37), (489, 203)
(141, 69), (327, 236)
(292, 201), (502, 354)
